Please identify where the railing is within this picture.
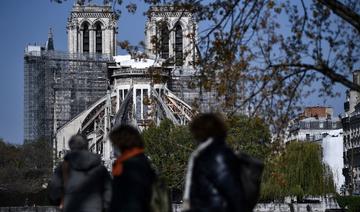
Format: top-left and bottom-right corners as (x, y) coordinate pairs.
(112, 68), (169, 77)
(24, 49), (112, 62)
(113, 68), (149, 76)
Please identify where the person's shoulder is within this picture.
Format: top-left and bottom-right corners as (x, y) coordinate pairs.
(125, 154), (152, 171)
(198, 139), (229, 158)
(197, 141), (237, 168)
(126, 153), (146, 163)
(122, 154), (155, 181)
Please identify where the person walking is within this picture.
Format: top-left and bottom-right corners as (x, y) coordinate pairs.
(109, 125), (155, 212)
(49, 134), (112, 212)
(183, 113), (246, 212)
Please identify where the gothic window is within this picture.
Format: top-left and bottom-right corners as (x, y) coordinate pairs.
(83, 22), (90, 53)
(175, 24), (183, 66)
(160, 24), (169, 59)
(95, 22), (102, 53)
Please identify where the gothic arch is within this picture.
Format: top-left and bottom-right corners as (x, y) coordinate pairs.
(79, 20), (91, 29)
(81, 21), (90, 53)
(157, 20), (170, 59)
(156, 19), (171, 29)
(169, 19), (186, 31)
(92, 19), (106, 28)
(93, 21), (103, 53)
(174, 22), (183, 66)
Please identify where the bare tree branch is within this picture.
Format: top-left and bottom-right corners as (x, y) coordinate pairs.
(318, 0), (360, 33)
(270, 63), (360, 91)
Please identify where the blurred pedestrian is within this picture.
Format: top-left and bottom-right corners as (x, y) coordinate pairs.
(48, 134), (112, 212)
(183, 113), (246, 212)
(109, 125), (156, 212)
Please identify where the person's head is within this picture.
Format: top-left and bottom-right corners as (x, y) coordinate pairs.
(68, 134), (88, 151)
(109, 125), (144, 152)
(189, 113), (227, 143)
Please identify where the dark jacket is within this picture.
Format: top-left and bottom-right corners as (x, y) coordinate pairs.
(110, 153), (155, 212)
(48, 150), (112, 212)
(189, 138), (245, 212)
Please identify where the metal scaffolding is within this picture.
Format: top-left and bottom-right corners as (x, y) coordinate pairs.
(24, 47), (111, 142)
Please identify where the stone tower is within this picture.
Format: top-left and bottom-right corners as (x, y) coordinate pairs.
(145, 6), (197, 67)
(67, 2), (118, 56)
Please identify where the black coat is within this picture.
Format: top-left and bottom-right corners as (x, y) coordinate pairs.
(48, 150), (112, 212)
(110, 153), (155, 212)
(189, 139), (246, 212)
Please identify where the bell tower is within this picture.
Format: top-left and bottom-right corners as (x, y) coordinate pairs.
(67, 2), (118, 56)
(145, 6), (197, 67)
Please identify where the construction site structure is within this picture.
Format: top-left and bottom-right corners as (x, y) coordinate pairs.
(24, 2), (218, 168)
(24, 29), (110, 143)
(52, 3), (203, 168)
(55, 55), (197, 168)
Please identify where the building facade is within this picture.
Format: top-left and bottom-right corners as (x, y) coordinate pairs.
(67, 3), (117, 56)
(144, 6), (197, 67)
(286, 107), (342, 142)
(342, 70), (360, 195)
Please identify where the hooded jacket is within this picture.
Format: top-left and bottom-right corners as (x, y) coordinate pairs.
(49, 150), (112, 212)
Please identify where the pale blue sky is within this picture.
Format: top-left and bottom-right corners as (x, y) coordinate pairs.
(0, 0), (345, 144)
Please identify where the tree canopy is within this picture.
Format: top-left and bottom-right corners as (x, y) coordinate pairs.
(261, 141), (335, 201)
(142, 120), (194, 190)
(142, 118), (336, 201)
(142, 116), (270, 190)
(226, 115), (271, 160)
(0, 138), (52, 194)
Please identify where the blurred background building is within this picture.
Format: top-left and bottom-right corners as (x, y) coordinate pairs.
(286, 106), (344, 193)
(342, 70), (360, 195)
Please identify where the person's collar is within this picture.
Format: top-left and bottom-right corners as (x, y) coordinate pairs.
(112, 147), (144, 176)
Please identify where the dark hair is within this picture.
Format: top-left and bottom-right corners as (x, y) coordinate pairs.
(68, 134), (88, 150)
(189, 113), (227, 142)
(109, 125), (144, 151)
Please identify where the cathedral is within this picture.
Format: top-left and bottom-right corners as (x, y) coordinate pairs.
(24, 1), (204, 168)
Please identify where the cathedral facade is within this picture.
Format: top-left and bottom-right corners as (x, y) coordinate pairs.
(55, 4), (200, 168)
(24, 2), (202, 168)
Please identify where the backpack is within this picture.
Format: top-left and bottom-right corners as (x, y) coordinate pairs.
(236, 152), (264, 212)
(150, 175), (172, 212)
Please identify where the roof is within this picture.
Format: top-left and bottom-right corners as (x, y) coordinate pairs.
(300, 116), (340, 123)
(113, 54), (160, 69)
